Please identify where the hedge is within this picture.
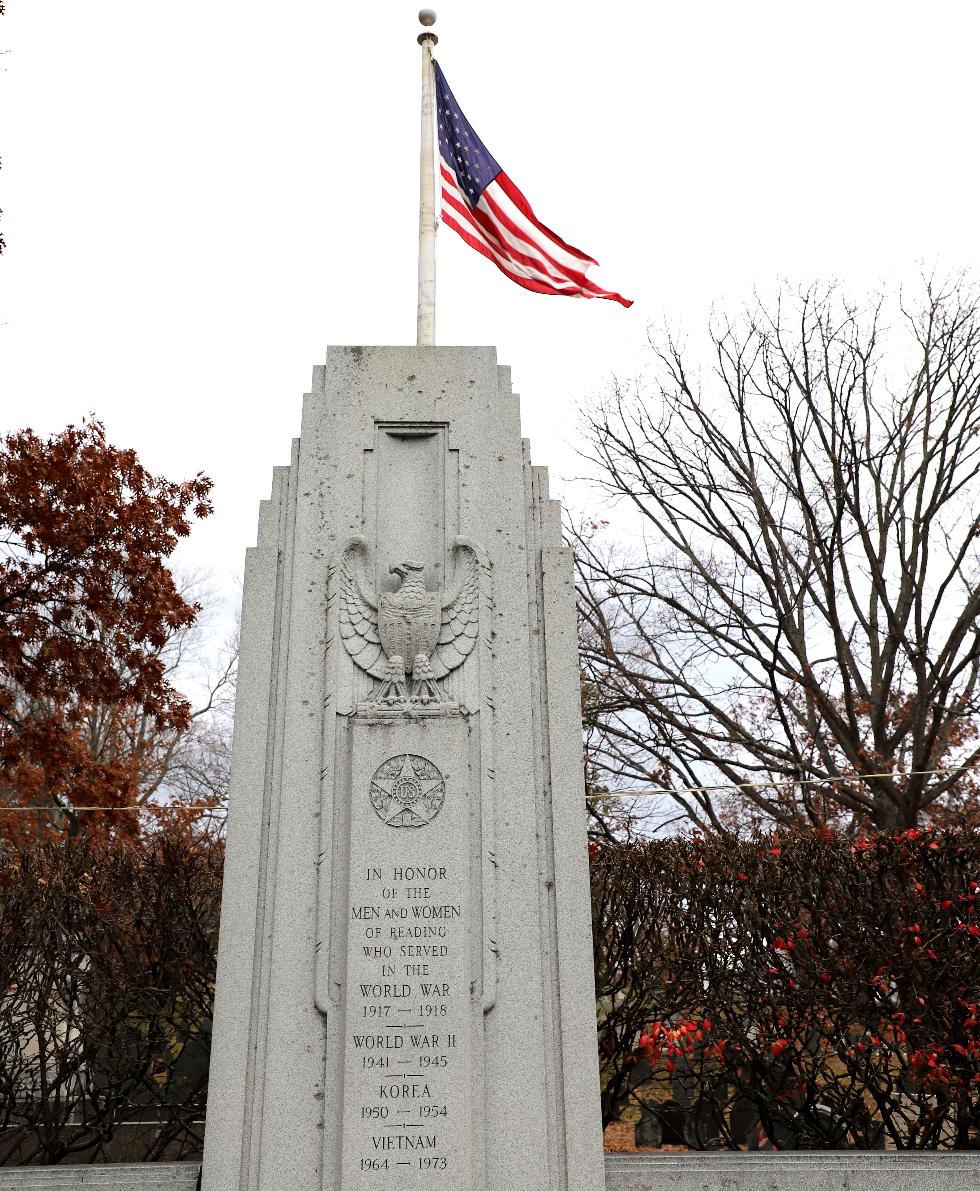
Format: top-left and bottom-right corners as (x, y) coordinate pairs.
(3, 827), (979, 1161)
(592, 830), (980, 1148)
(0, 829), (220, 1164)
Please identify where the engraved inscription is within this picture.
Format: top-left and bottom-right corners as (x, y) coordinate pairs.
(344, 862), (464, 1185)
(370, 754), (446, 828)
(341, 719), (469, 1189)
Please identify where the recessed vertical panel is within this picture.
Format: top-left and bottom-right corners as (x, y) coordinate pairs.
(340, 717), (473, 1191)
(375, 426), (446, 593)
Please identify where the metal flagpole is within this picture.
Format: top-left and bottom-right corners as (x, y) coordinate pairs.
(417, 10), (438, 346)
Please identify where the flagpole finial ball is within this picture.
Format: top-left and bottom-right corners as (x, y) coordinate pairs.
(419, 9), (437, 27)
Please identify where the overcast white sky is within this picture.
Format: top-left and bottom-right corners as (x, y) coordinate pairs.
(2, 1), (979, 631)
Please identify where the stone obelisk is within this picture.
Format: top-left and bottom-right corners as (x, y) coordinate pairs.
(202, 346), (603, 1191)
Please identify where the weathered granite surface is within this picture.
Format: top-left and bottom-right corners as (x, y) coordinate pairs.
(0, 1166), (199, 1190)
(8, 1153), (980, 1191)
(202, 347), (603, 1191)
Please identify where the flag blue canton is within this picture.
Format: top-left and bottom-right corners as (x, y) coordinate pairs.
(433, 61), (632, 307)
(434, 63), (501, 207)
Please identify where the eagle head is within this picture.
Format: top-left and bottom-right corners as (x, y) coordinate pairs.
(390, 560), (425, 580)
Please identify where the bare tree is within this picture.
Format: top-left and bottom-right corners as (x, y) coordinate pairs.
(582, 669), (659, 843)
(576, 278), (980, 832)
(126, 572), (238, 815)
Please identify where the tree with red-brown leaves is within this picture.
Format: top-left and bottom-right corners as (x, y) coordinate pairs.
(0, 419), (212, 839)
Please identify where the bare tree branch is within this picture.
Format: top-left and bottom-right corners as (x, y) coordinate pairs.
(576, 278), (980, 831)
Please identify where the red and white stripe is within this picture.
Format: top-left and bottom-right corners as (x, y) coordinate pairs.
(440, 162), (632, 308)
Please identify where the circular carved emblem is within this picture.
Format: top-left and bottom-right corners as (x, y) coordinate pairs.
(369, 753), (446, 828)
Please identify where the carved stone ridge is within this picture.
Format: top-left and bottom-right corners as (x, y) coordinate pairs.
(338, 535), (482, 713)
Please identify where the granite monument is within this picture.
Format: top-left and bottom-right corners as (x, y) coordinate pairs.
(201, 346), (604, 1191)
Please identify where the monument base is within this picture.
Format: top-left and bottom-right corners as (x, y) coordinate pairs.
(8, 1153), (980, 1191)
(606, 1152), (980, 1190)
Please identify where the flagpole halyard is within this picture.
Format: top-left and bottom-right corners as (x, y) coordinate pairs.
(416, 10), (438, 346)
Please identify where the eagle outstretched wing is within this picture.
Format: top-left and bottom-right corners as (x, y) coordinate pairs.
(430, 541), (481, 680)
(338, 537), (388, 680)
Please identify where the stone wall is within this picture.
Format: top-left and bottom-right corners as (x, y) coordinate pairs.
(8, 1155), (980, 1191)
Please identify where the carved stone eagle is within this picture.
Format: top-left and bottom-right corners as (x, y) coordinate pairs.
(339, 537), (480, 705)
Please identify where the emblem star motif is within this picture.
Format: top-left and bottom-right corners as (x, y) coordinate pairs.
(371, 754), (445, 827)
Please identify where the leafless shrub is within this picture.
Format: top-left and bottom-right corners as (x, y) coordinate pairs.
(0, 828), (221, 1164)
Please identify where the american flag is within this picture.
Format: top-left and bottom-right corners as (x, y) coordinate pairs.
(434, 63), (632, 308)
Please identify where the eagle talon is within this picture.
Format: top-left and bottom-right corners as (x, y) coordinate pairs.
(377, 655), (409, 706)
(410, 652), (442, 706)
